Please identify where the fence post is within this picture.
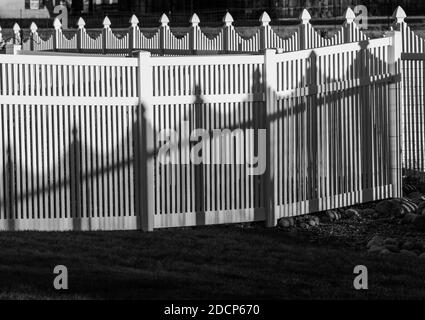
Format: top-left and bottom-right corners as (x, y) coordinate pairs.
(159, 13), (170, 56)
(343, 7), (356, 43)
(12, 23), (21, 45)
(129, 15), (139, 56)
(223, 12), (234, 53)
(77, 17), (85, 53)
(0, 25), (2, 44)
(189, 13), (200, 55)
(30, 22), (37, 51)
(386, 30), (403, 199)
(102, 16), (111, 55)
(298, 9), (311, 50)
(264, 48), (277, 227)
(53, 18), (61, 51)
(259, 11), (271, 51)
(392, 6), (406, 45)
(391, 7), (407, 173)
(137, 51), (155, 231)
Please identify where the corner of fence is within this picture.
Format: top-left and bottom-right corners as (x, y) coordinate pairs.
(385, 29), (403, 198)
(136, 50), (155, 231)
(263, 48), (278, 227)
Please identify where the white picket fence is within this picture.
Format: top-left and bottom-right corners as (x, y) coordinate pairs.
(1, 8), (370, 56)
(0, 29), (402, 231)
(390, 7), (425, 172)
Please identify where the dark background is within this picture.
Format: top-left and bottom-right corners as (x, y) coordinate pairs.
(8, 0), (425, 28)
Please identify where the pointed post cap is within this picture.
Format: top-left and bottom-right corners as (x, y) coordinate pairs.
(344, 7), (356, 24)
(53, 18), (62, 30)
(190, 13), (200, 26)
(13, 23), (21, 33)
(130, 14), (139, 27)
(223, 12), (234, 26)
(30, 22), (38, 33)
(393, 6), (406, 24)
(103, 16), (111, 28)
(77, 17), (86, 29)
(259, 11), (271, 26)
(299, 9), (311, 24)
(160, 13), (170, 27)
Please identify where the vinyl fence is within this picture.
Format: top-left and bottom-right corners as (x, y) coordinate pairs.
(0, 32), (402, 231)
(4, 6), (425, 177)
(4, 5), (425, 175)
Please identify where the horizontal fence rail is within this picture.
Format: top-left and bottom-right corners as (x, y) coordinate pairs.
(0, 32), (402, 231)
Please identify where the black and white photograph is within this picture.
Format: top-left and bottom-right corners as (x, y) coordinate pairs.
(0, 0), (425, 309)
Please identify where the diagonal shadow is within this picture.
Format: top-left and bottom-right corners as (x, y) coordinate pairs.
(0, 41), (397, 230)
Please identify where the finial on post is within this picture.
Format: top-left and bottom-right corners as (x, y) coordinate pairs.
(12, 23), (21, 45)
(130, 15), (139, 27)
(30, 22), (38, 33)
(77, 17), (86, 29)
(190, 13), (200, 27)
(160, 13), (170, 27)
(259, 11), (271, 26)
(103, 16), (111, 28)
(300, 9), (311, 24)
(223, 12), (234, 27)
(13, 23), (21, 34)
(53, 18), (62, 30)
(344, 7), (356, 24)
(393, 6), (406, 24)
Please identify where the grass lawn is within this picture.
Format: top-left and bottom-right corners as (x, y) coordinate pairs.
(0, 224), (425, 300)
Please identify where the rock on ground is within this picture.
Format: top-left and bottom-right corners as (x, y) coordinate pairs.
(375, 200), (403, 218)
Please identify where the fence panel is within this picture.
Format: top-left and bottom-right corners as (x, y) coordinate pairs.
(147, 54), (266, 228)
(265, 36), (401, 225)
(0, 54), (141, 231)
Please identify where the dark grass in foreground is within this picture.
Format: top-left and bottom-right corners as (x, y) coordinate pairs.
(0, 225), (424, 300)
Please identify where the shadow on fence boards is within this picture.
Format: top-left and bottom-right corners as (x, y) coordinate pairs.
(0, 20), (403, 231)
